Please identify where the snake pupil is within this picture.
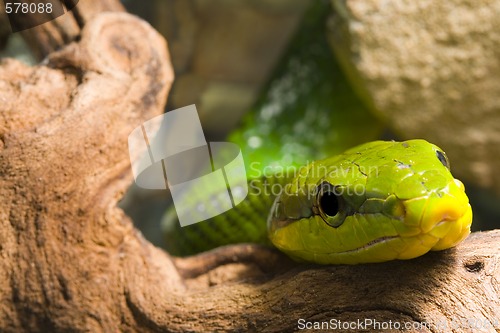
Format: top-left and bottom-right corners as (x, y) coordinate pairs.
(436, 150), (450, 169)
(319, 191), (340, 217)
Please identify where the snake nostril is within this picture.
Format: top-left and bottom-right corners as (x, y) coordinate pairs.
(436, 150), (450, 170)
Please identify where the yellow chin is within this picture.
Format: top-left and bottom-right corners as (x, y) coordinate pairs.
(429, 203), (472, 251)
(403, 178), (473, 253)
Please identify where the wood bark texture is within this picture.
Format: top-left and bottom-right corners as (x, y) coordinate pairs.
(0, 2), (498, 333)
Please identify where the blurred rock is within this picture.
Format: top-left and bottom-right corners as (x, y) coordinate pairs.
(328, 0), (500, 196)
(155, 0), (310, 135)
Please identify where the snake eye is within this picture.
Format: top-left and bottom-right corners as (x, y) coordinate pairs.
(436, 150), (450, 170)
(319, 191), (339, 216)
(316, 182), (344, 227)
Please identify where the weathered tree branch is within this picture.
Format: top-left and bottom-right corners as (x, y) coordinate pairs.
(0, 2), (499, 333)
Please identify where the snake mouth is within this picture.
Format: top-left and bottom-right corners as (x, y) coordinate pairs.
(334, 236), (400, 255)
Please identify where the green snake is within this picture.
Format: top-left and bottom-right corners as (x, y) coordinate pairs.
(161, 2), (472, 265)
(267, 139), (472, 264)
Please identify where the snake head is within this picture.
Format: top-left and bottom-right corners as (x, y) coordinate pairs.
(267, 140), (473, 265)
